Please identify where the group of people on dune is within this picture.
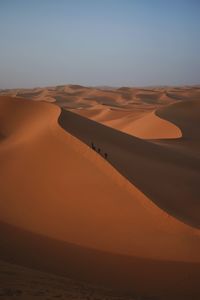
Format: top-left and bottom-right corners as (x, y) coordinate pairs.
(91, 142), (108, 160)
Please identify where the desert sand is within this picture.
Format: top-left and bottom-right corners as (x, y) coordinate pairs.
(0, 85), (200, 299)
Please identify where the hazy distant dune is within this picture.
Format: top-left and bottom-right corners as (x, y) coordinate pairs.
(2, 84), (200, 112)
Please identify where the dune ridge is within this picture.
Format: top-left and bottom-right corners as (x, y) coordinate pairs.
(59, 103), (200, 228)
(101, 110), (182, 139)
(2, 84), (199, 141)
(0, 95), (200, 298)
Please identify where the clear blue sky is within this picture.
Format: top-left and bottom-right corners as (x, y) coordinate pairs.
(0, 0), (200, 88)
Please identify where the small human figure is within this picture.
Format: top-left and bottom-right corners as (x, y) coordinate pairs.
(104, 153), (108, 159)
(91, 142), (95, 151)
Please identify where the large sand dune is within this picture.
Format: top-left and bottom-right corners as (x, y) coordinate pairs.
(0, 94), (200, 298)
(59, 103), (200, 228)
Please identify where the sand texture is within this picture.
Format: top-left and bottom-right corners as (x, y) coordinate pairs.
(0, 85), (200, 299)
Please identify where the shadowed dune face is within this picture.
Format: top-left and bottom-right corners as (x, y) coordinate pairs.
(0, 259), (141, 300)
(101, 110), (182, 139)
(0, 93), (200, 297)
(58, 107), (200, 228)
(157, 99), (200, 140)
(1, 221), (200, 299)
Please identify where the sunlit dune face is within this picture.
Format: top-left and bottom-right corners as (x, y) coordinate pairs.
(0, 89), (200, 297)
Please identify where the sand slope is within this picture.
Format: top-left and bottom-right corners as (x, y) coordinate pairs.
(157, 98), (200, 140)
(1, 85), (200, 113)
(1, 84), (199, 139)
(0, 259), (137, 300)
(102, 110), (182, 139)
(59, 103), (200, 228)
(0, 96), (200, 298)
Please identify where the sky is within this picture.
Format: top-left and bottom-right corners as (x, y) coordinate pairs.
(0, 0), (200, 88)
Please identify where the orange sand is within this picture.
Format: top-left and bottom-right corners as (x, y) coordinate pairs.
(0, 87), (200, 298)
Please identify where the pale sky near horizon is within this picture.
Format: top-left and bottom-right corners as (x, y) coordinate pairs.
(0, 0), (200, 88)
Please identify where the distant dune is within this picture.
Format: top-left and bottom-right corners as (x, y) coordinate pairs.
(0, 85), (200, 299)
(1, 84), (200, 137)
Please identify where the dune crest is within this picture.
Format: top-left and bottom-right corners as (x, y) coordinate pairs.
(157, 98), (200, 140)
(59, 104), (200, 228)
(0, 95), (200, 297)
(103, 110), (182, 139)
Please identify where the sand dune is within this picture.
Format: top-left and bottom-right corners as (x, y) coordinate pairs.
(2, 84), (199, 140)
(59, 103), (200, 228)
(76, 107), (182, 139)
(1, 222), (200, 300)
(0, 95), (200, 298)
(100, 110), (182, 139)
(2, 85), (200, 109)
(157, 98), (200, 140)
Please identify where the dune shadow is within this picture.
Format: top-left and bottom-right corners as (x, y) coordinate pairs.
(0, 221), (200, 298)
(156, 99), (200, 140)
(58, 108), (200, 228)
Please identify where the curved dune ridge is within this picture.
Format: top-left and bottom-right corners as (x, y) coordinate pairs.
(88, 109), (182, 139)
(59, 102), (200, 229)
(157, 98), (200, 140)
(0, 96), (200, 297)
(1, 85), (200, 139)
